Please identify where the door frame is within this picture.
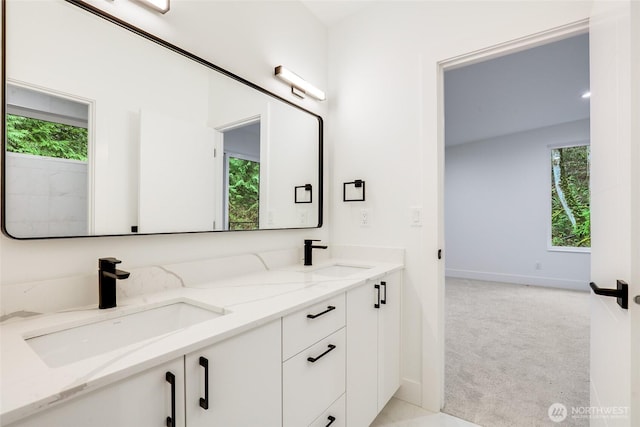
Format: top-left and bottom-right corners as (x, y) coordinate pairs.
(435, 18), (590, 410)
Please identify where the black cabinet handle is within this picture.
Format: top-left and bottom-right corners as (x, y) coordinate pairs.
(199, 357), (209, 410)
(374, 284), (380, 309)
(165, 371), (176, 427)
(326, 415), (336, 426)
(590, 280), (628, 309)
(307, 305), (336, 319)
(380, 281), (387, 305)
(307, 344), (336, 363)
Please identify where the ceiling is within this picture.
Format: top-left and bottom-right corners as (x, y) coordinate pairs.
(445, 33), (590, 146)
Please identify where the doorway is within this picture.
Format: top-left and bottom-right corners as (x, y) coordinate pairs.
(222, 120), (261, 231)
(441, 32), (591, 426)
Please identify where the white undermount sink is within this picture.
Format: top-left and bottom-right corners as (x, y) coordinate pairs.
(311, 264), (372, 277)
(26, 301), (224, 367)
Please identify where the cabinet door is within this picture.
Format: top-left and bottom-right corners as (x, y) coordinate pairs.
(346, 281), (379, 427)
(7, 359), (185, 427)
(283, 328), (346, 427)
(185, 319), (281, 427)
(378, 271), (401, 409)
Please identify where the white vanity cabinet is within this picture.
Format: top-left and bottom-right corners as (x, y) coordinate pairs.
(282, 294), (346, 427)
(7, 358), (186, 427)
(185, 319), (281, 427)
(346, 271), (401, 427)
(7, 320), (281, 427)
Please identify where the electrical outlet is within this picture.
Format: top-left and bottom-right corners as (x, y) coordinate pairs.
(535, 261), (542, 270)
(360, 209), (370, 226)
(298, 209), (308, 225)
(410, 207), (423, 227)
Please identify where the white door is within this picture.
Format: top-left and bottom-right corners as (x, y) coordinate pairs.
(589, 1), (639, 426)
(138, 109), (216, 233)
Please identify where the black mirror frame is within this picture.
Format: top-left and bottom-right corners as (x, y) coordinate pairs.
(0, 0), (323, 240)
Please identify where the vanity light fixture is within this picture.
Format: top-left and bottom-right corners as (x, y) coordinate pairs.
(134, 0), (170, 14)
(275, 66), (326, 101)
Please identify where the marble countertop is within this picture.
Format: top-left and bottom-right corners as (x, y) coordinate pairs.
(0, 257), (403, 425)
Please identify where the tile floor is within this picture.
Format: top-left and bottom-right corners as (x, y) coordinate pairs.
(371, 398), (481, 427)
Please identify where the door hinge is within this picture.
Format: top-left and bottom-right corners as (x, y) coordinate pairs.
(438, 249), (442, 260)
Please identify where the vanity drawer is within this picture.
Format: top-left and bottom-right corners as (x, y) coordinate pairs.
(283, 328), (345, 427)
(309, 394), (345, 427)
(282, 293), (345, 361)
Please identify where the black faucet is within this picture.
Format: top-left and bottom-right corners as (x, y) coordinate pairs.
(304, 239), (328, 266)
(98, 257), (130, 309)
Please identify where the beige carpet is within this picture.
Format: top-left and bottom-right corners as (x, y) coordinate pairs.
(443, 278), (590, 427)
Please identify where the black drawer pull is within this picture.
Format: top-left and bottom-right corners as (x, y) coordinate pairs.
(326, 415), (336, 426)
(381, 281), (387, 305)
(307, 344), (336, 363)
(199, 356), (209, 410)
(165, 371), (176, 427)
(307, 305), (336, 319)
(374, 284), (380, 309)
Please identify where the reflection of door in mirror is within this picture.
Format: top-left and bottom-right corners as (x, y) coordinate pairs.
(138, 109), (217, 234)
(222, 121), (261, 231)
(5, 83), (91, 238)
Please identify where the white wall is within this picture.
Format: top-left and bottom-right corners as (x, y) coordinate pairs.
(445, 119), (591, 291)
(0, 0), (328, 285)
(328, 0), (592, 410)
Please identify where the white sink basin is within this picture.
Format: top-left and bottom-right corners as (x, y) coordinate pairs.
(312, 264), (372, 277)
(26, 301), (224, 367)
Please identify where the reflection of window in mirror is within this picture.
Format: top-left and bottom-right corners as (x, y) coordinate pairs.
(222, 121), (260, 231)
(5, 83), (91, 237)
(5, 84), (90, 238)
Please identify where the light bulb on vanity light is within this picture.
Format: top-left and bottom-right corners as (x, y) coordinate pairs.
(134, 0), (170, 14)
(581, 91), (591, 99)
(274, 65), (326, 101)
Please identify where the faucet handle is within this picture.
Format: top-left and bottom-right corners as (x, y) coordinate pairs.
(99, 257), (122, 269)
(304, 239), (322, 244)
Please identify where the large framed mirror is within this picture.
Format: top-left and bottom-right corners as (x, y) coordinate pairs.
(1, 0), (323, 239)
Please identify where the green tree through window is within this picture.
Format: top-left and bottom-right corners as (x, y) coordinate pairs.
(551, 145), (590, 247)
(228, 157), (260, 230)
(6, 114), (88, 161)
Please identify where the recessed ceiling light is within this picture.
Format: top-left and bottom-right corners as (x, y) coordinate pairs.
(581, 91), (591, 99)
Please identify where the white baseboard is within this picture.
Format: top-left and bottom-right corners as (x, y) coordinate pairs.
(445, 269), (589, 292)
(394, 377), (422, 407)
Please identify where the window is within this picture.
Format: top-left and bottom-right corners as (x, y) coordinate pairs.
(227, 157), (260, 230)
(222, 120), (261, 231)
(6, 114), (88, 161)
(550, 144), (590, 248)
(5, 83), (91, 237)
(6, 83), (89, 161)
